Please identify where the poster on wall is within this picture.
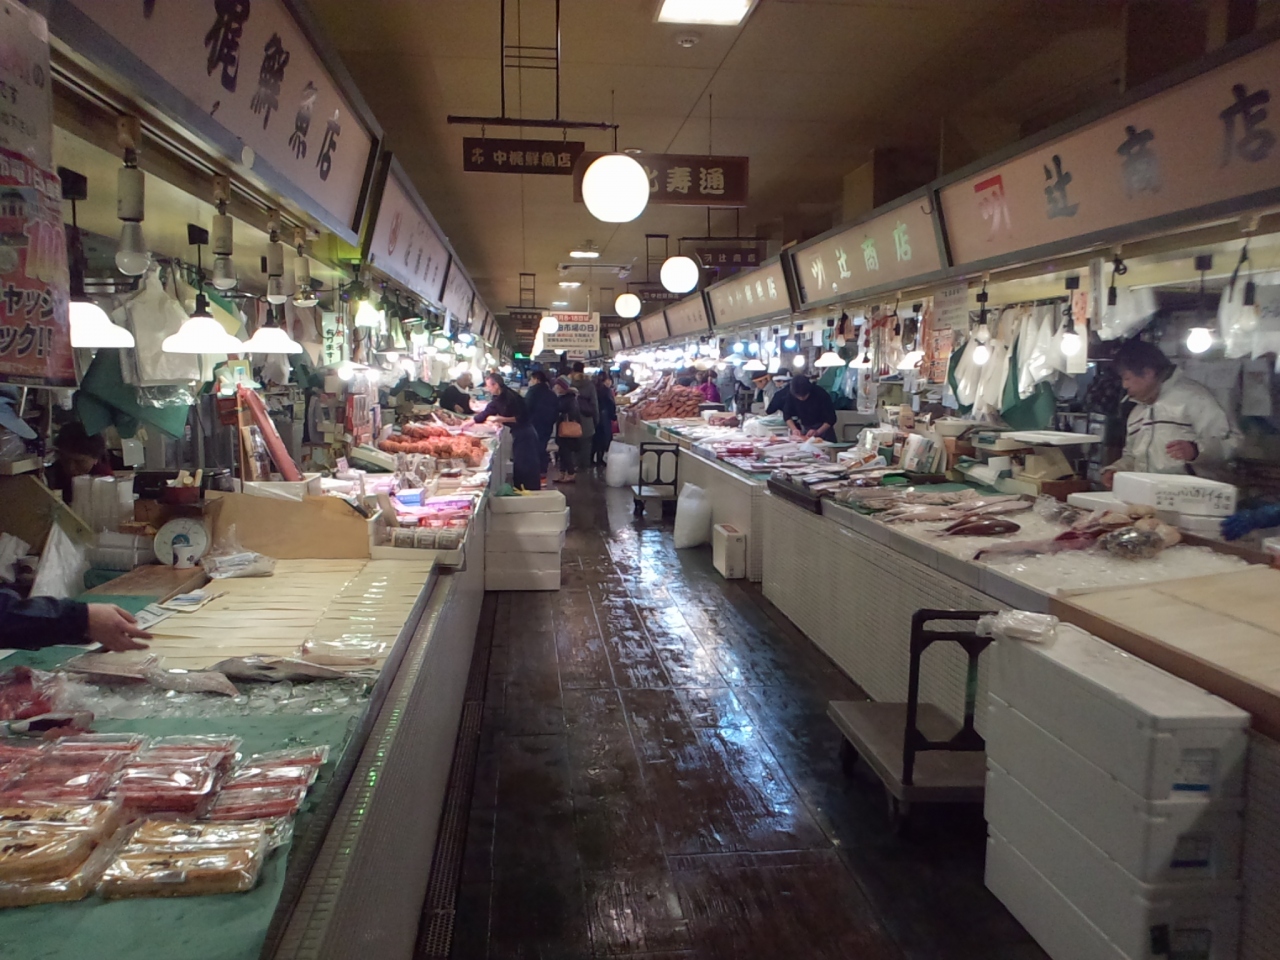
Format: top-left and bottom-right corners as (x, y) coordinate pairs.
(542, 312), (600, 352)
(0, 148), (71, 386)
(0, 0), (52, 169)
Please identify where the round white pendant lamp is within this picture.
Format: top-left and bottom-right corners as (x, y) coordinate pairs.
(615, 292), (642, 318)
(540, 315), (560, 334)
(1186, 326), (1213, 354)
(742, 357), (767, 372)
(660, 255), (700, 293)
(582, 154), (650, 223)
(792, 354), (806, 369)
(814, 350), (845, 368)
(69, 299), (135, 348)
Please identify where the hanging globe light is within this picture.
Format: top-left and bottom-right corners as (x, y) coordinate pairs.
(615, 292), (642, 318)
(540, 315), (560, 334)
(660, 255), (700, 293)
(582, 154), (650, 223)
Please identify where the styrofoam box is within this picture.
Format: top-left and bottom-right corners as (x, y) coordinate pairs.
(986, 696), (1244, 883)
(1067, 491), (1123, 513)
(991, 628), (1249, 800)
(1176, 513), (1226, 540)
(486, 531), (566, 554)
(487, 507), (570, 536)
(484, 551), (561, 575)
(485, 568), (561, 591)
(986, 764), (1242, 960)
(712, 523), (746, 580)
(1112, 472), (1237, 517)
(986, 830), (1130, 960)
(488, 490), (567, 514)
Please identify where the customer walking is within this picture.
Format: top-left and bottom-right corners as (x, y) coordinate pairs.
(551, 376), (583, 484)
(568, 362), (598, 474)
(593, 373), (617, 468)
(524, 369), (559, 483)
(475, 372), (540, 491)
(697, 369), (721, 404)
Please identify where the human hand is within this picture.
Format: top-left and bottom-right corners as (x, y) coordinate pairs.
(85, 604), (151, 651)
(1166, 440), (1198, 461)
(1101, 469), (1116, 490)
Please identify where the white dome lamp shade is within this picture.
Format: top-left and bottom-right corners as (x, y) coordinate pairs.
(243, 305), (303, 354)
(582, 154), (650, 223)
(660, 255), (700, 294)
(163, 223), (244, 354)
(742, 357), (767, 372)
(1187, 326), (1214, 354)
(62, 171), (136, 348)
(814, 350), (845, 368)
(615, 292), (642, 318)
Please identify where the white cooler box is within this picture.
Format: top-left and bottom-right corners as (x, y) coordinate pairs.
(986, 763), (1242, 960)
(712, 523), (746, 580)
(485, 531), (566, 554)
(484, 550), (561, 591)
(1112, 472), (1237, 517)
(487, 507), (570, 536)
(991, 627), (1249, 800)
(488, 490), (567, 514)
(986, 695), (1243, 883)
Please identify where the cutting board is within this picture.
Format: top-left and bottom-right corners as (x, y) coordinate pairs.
(1051, 566), (1280, 738)
(83, 563), (207, 602)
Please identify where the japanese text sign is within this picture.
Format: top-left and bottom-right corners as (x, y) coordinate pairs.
(64, 0), (375, 238)
(632, 285), (682, 305)
(574, 152), (749, 207)
(542, 312), (600, 352)
(640, 311), (669, 344)
(939, 37), (1280, 270)
(706, 260), (791, 328)
(0, 1), (51, 169)
(0, 148), (71, 386)
(696, 243), (765, 277)
(509, 309), (542, 332)
(792, 197), (943, 307)
(441, 259), (474, 324)
(366, 164), (449, 307)
(463, 137), (584, 176)
(664, 293), (711, 337)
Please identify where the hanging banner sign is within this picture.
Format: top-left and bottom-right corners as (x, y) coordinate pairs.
(508, 308), (542, 331)
(542, 312), (600, 352)
(440, 259), (474, 324)
(463, 137), (584, 175)
(706, 259), (791, 328)
(791, 194), (945, 307)
(607, 329), (624, 352)
(364, 159), (449, 307)
(621, 324), (638, 349)
(696, 242), (765, 278)
(640, 310), (669, 344)
(0, 149), (71, 386)
(938, 36), (1280, 271)
(573, 152), (749, 207)
(0, 0), (51, 169)
(59, 0), (377, 240)
(320, 311), (346, 367)
(664, 293), (711, 338)
(631, 285), (683, 306)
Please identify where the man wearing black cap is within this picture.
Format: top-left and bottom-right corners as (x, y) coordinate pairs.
(781, 375), (836, 440)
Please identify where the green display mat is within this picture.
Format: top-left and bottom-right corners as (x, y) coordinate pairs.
(0, 690), (362, 960)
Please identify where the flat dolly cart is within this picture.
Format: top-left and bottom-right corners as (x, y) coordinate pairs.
(632, 441), (679, 520)
(828, 608), (995, 833)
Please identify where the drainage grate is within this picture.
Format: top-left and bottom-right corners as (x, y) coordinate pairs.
(414, 599), (494, 959)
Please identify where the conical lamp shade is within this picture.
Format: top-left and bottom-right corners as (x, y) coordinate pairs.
(243, 325), (303, 354)
(814, 350), (845, 367)
(69, 300), (134, 348)
(162, 315), (244, 354)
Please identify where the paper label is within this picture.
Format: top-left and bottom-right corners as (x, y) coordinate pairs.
(1172, 748), (1217, 793)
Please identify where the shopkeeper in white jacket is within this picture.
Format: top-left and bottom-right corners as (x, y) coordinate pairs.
(1102, 339), (1240, 487)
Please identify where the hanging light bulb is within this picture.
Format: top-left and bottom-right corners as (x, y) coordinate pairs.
(660, 255), (700, 293)
(61, 167), (136, 348)
(208, 175), (236, 291)
(972, 342), (992, 366)
(971, 282), (991, 365)
(114, 116), (150, 276)
(1187, 327), (1214, 354)
(292, 228), (318, 306)
(615, 292), (641, 318)
(747, 341), (759, 355)
(163, 223), (243, 354)
(784, 336), (797, 350)
(1060, 328), (1082, 357)
(814, 350), (845, 368)
(581, 153), (650, 222)
(541, 315), (560, 335)
(354, 298), (384, 329)
(265, 210), (288, 304)
(337, 361), (355, 381)
(732, 341), (745, 353)
(792, 354), (806, 369)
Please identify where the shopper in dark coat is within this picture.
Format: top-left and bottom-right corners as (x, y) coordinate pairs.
(551, 377), (583, 483)
(524, 369), (560, 481)
(475, 372), (541, 491)
(567, 362), (598, 473)
(592, 373), (617, 468)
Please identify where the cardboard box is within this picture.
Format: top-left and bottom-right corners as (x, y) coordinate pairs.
(712, 524), (746, 579)
(206, 491), (370, 559)
(240, 473), (323, 501)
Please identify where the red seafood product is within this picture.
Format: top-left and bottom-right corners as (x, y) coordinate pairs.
(206, 785), (308, 821)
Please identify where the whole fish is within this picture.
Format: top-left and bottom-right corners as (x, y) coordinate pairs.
(882, 506), (963, 523)
(956, 499), (1034, 519)
(973, 529), (1098, 561)
(939, 518), (1021, 537)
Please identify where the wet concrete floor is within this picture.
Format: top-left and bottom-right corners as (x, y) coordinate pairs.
(452, 477), (1046, 959)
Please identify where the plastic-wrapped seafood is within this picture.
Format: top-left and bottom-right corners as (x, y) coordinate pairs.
(1099, 526), (1166, 560)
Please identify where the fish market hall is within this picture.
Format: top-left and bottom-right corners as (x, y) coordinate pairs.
(3, 2), (1280, 959)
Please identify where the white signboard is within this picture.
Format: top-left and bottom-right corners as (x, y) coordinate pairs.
(440, 259), (474, 323)
(67, 0), (374, 234)
(0, 0), (51, 168)
(543, 312), (600, 352)
(366, 166), (449, 307)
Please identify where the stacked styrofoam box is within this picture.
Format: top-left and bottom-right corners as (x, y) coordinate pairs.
(984, 624), (1250, 960)
(485, 491), (568, 591)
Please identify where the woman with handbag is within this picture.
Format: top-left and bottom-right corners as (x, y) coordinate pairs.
(551, 376), (583, 484)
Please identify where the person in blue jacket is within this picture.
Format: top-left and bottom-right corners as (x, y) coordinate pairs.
(0, 590), (151, 651)
(524, 369), (561, 483)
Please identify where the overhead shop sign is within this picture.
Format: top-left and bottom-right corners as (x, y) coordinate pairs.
(640, 310), (669, 344)
(364, 158), (450, 307)
(791, 192), (945, 308)
(607, 329), (624, 352)
(441, 260), (474, 324)
(631, 285), (682, 306)
(57, 0), (377, 241)
(621, 323), (639, 349)
(664, 293), (711, 338)
(463, 137), (584, 175)
(706, 259), (792, 328)
(509, 308), (541, 332)
(542, 312), (600, 352)
(938, 35), (1280, 271)
(696, 242), (765, 276)
(573, 152), (749, 206)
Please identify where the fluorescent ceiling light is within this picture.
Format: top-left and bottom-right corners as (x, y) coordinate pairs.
(558, 281), (581, 288)
(657, 0), (753, 26)
(551, 300), (569, 307)
(569, 248), (599, 259)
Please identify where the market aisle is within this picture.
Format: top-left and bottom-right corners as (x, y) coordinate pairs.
(451, 477), (1045, 960)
